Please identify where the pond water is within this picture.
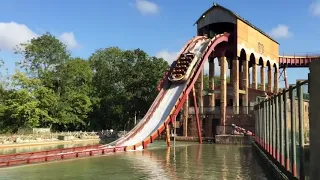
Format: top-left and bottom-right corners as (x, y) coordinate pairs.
(0, 141), (268, 180)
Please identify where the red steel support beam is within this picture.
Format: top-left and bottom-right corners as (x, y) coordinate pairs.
(283, 67), (288, 89)
(192, 87), (202, 144)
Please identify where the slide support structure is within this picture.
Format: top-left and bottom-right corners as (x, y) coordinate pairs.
(192, 87), (202, 144)
(165, 123), (170, 147)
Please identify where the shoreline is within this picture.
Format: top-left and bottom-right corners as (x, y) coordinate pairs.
(0, 138), (100, 149)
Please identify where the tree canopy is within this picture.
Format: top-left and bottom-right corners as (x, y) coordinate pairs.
(0, 33), (168, 133)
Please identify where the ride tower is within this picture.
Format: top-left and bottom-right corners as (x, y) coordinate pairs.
(181, 3), (280, 137)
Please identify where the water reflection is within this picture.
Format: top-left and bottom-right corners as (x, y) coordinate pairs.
(0, 142), (268, 180)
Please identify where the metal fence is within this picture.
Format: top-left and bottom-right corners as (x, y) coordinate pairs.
(254, 80), (308, 179)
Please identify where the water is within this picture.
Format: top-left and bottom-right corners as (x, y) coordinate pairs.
(0, 141), (268, 180)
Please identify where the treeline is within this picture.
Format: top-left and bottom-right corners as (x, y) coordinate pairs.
(0, 33), (169, 133)
(0, 33), (234, 133)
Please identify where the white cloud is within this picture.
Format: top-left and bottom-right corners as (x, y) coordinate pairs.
(155, 50), (178, 65)
(0, 22), (37, 51)
(309, 1), (320, 17)
(58, 32), (79, 49)
(135, 0), (159, 15)
(268, 24), (293, 39)
(0, 21), (79, 51)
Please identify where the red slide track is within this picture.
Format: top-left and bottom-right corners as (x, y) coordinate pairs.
(0, 33), (230, 168)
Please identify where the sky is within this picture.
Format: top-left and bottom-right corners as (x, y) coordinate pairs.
(0, 0), (319, 87)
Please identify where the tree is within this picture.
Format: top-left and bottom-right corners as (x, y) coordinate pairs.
(15, 33), (70, 79)
(89, 47), (168, 130)
(52, 58), (93, 131)
(8, 33), (93, 132)
(1, 72), (54, 132)
(0, 33), (170, 132)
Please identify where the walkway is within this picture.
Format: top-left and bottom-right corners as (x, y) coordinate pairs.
(279, 54), (320, 68)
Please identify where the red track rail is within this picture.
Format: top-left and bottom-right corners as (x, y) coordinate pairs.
(0, 33), (230, 168)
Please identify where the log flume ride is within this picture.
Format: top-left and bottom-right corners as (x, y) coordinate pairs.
(0, 33), (230, 168)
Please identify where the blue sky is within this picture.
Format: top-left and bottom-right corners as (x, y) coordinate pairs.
(0, 0), (319, 87)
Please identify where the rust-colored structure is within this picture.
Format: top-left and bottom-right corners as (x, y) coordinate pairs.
(180, 3), (281, 137)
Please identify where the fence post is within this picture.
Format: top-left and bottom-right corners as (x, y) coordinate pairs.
(268, 98), (271, 154)
(289, 85), (297, 177)
(264, 100), (267, 150)
(275, 94), (280, 162)
(283, 89), (290, 171)
(272, 95), (276, 159)
(297, 81), (305, 180)
(279, 92), (285, 166)
(259, 100), (262, 145)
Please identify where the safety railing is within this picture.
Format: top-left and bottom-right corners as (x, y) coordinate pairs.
(280, 52), (320, 57)
(254, 80), (308, 179)
(187, 106), (254, 115)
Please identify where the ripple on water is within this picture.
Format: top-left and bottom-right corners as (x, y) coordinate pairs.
(0, 141), (268, 180)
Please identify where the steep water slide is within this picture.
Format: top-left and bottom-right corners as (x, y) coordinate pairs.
(0, 33), (230, 167)
(101, 33), (230, 151)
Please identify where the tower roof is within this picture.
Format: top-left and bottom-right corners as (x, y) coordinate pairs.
(194, 2), (279, 45)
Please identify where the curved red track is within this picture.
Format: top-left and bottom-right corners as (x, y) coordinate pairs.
(0, 33), (230, 168)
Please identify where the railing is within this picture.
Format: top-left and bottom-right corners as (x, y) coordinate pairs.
(187, 106), (254, 115)
(280, 52), (320, 57)
(254, 80), (308, 179)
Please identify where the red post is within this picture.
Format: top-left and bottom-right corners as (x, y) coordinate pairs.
(192, 87), (202, 144)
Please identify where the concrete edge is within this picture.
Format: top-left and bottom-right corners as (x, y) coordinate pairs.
(252, 141), (294, 180)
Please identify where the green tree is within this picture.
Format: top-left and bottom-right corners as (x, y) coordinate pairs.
(89, 47), (168, 130)
(53, 58), (93, 131)
(10, 33), (93, 132)
(1, 72), (54, 132)
(15, 32), (70, 79)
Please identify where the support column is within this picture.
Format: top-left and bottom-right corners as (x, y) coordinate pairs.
(252, 62), (258, 89)
(268, 67), (273, 93)
(243, 59), (249, 109)
(219, 56), (227, 134)
(274, 70), (279, 93)
(260, 65), (266, 91)
(232, 58), (239, 113)
(206, 58), (215, 137)
(248, 68), (251, 88)
(183, 96), (189, 137)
